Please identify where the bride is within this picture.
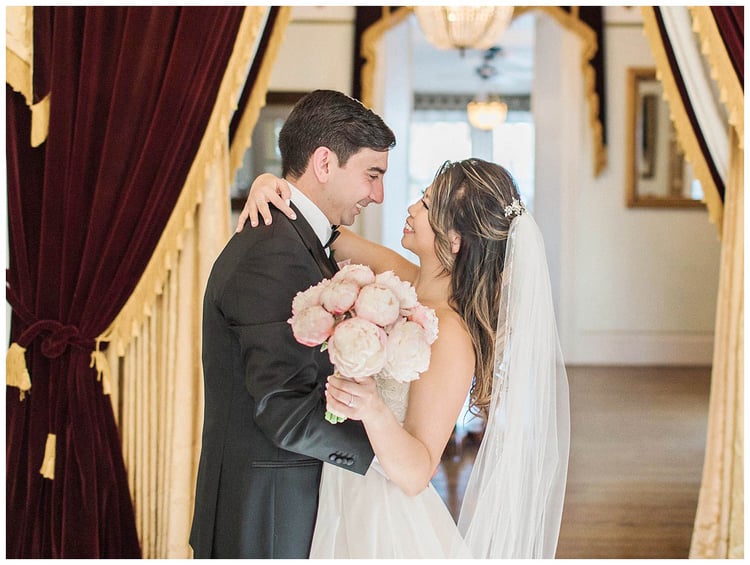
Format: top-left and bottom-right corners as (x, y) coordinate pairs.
(240, 158), (570, 558)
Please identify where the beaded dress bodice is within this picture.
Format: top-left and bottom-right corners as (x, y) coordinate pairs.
(374, 375), (410, 424)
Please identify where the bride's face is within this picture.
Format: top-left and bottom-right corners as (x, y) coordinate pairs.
(401, 187), (435, 257)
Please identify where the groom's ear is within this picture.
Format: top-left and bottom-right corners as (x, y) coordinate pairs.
(311, 146), (333, 182)
(448, 229), (461, 254)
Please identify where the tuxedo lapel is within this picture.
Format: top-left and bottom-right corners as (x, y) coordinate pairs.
(287, 202), (338, 279)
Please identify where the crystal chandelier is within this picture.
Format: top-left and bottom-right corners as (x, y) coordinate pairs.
(467, 96), (508, 130)
(414, 6), (514, 53)
(467, 46), (507, 130)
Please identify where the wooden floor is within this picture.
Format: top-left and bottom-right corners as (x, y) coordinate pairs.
(432, 365), (712, 559)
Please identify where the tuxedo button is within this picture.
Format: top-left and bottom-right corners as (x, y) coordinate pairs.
(345, 459), (353, 466)
(335, 457), (344, 464)
(328, 454), (337, 462)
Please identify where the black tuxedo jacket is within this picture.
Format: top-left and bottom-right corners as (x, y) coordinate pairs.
(190, 206), (374, 558)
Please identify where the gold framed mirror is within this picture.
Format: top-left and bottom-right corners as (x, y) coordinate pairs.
(625, 67), (704, 208)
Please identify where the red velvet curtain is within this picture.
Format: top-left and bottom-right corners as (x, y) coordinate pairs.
(6, 6), (244, 557)
(711, 6), (744, 84)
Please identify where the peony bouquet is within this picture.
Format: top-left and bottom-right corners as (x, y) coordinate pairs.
(288, 264), (439, 423)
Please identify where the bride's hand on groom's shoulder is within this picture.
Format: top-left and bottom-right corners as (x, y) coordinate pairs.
(236, 173), (295, 232)
(325, 374), (385, 423)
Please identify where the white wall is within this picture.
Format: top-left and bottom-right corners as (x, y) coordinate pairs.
(267, 7), (722, 366)
(531, 14), (567, 327)
(268, 6), (355, 94)
(369, 17), (414, 253)
(536, 9), (721, 365)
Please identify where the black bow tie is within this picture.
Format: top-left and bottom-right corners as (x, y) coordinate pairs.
(324, 225), (340, 248)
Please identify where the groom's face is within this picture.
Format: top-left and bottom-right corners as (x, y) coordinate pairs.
(323, 148), (388, 226)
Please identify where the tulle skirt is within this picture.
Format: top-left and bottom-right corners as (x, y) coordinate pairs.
(310, 463), (471, 558)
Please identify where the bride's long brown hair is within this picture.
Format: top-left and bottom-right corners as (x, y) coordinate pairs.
(427, 159), (522, 418)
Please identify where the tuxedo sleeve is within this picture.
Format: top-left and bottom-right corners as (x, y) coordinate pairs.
(219, 233), (375, 474)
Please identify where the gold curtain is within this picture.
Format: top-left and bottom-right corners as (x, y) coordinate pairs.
(689, 127), (744, 559)
(689, 7), (743, 151)
(640, 7), (725, 233)
(639, 7), (744, 558)
(96, 7), (289, 557)
(5, 5), (49, 146)
(228, 7), (292, 178)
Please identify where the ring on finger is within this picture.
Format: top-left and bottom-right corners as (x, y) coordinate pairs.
(347, 393), (354, 407)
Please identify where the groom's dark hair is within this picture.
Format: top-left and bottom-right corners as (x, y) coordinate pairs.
(278, 90), (395, 179)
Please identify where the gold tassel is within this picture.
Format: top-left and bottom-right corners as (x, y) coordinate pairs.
(90, 349), (112, 396)
(30, 93), (50, 147)
(39, 433), (56, 480)
(6, 342), (31, 400)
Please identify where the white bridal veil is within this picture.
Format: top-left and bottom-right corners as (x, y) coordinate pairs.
(456, 213), (570, 558)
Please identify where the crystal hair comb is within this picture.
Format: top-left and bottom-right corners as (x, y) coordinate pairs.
(503, 199), (526, 219)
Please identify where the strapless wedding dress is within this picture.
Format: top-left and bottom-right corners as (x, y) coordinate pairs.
(309, 376), (471, 558)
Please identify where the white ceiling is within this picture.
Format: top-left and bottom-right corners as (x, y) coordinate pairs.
(410, 11), (536, 96)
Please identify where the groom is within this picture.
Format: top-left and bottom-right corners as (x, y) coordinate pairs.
(190, 90), (396, 558)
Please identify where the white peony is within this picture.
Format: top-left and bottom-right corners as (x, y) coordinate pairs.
(375, 271), (418, 309)
(407, 304), (439, 344)
(291, 280), (331, 316)
(380, 319), (432, 382)
(328, 318), (388, 378)
(288, 305), (335, 347)
(354, 284), (401, 327)
(333, 263), (376, 287)
(320, 279), (360, 315)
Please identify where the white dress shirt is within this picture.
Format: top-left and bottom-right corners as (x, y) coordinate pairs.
(287, 182), (333, 251)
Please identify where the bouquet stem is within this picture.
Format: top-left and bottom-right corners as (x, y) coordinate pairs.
(325, 410), (347, 424)
(325, 369), (349, 424)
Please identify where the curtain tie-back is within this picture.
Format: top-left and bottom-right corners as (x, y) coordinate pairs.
(6, 281), (97, 356)
(17, 320), (95, 359)
(6, 321), (98, 401)
(6, 282), (105, 399)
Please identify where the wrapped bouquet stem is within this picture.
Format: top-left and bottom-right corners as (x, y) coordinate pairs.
(322, 371), (354, 424)
(288, 264), (439, 423)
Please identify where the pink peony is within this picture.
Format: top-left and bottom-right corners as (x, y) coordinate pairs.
(328, 318), (388, 377)
(333, 263), (376, 287)
(380, 319), (432, 382)
(320, 279), (360, 315)
(288, 263), (439, 422)
(354, 284), (401, 327)
(291, 280), (331, 316)
(407, 304), (439, 344)
(375, 271), (418, 309)
(288, 305), (335, 346)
